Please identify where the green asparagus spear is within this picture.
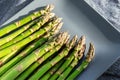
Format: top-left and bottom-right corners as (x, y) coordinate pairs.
(57, 36), (86, 80)
(16, 23), (66, 80)
(40, 59), (64, 80)
(29, 35), (77, 80)
(0, 16), (60, 59)
(66, 43), (95, 80)
(0, 22), (62, 76)
(0, 13), (54, 49)
(0, 20), (62, 67)
(49, 36), (79, 80)
(0, 32), (68, 80)
(0, 18), (40, 48)
(0, 4), (54, 37)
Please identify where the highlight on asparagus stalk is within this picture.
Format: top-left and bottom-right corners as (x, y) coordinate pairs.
(0, 18), (40, 48)
(0, 4), (54, 37)
(0, 22), (63, 76)
(49, 35), (78, 80)
(0, 13), (54, 49)
(66, 43), (95, 80)
(0, 32), (68, 80)
(0, 16), (60, 59)
(29, 35), (77, 80)
(57, 36), (86, 80)
(16, 23), (66, 80)
(41, 59), (64, 80)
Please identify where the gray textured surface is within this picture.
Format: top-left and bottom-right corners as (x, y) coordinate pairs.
(0, 0), (33, 26)
(85, 0), (120, 32)
(97, 57), (120, 80)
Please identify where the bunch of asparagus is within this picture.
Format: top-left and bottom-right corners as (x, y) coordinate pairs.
(0, 4), (95, 80)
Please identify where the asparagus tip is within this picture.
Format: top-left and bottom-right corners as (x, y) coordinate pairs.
(58, 22), (64, 28)
(81, 35), (86, 44)
(78, 44), (86, 59)
(66, 35), (78, 49)
(56, 32), (68, 44)
(55, 17), (63, 23)
(73, 35), (78, 41)
(64, 34), (70, 44)
(56, 22), (63, 30)
(46, 4), (55, 11)
(86, 43), (95, 62)
(49, 13), (55, 18)
(78, 36), (86, 45)
(53, 22), (63, 34)
(73, 35), (86, 52)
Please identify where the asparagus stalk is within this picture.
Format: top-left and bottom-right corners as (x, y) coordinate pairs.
(66, 43), (95, 80)
(49, 36), (81, 80)
(29, 35), (77, 80)
(0, 32), (68, 80)
(0, 22), (62, 76)
(0, 18), (40, 48)
(16, 23), (66, 80)
(0, 13), (53, 49)
(57, 36), (86, 80)
(40, 60), (64, 80)
(0, 20), (62, 67)
(0, 4), (54, 37)
(17, 45), (63, 80)
(0, 16), (60, 59)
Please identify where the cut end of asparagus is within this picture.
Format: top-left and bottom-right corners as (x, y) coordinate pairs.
(66, 35), (78, 50)
(86, 43), (95, 62)
(45, 4), (55, 11)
